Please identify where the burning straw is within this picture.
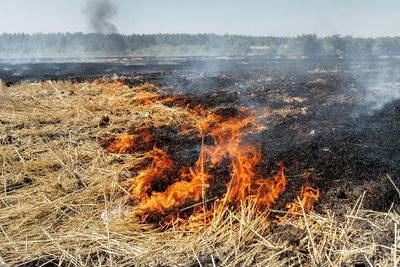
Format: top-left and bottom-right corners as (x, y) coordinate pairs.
(103, 82), (318, 229)
(0, 78), (399, 266)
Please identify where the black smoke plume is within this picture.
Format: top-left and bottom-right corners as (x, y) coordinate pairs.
(83, 0), (119, 34)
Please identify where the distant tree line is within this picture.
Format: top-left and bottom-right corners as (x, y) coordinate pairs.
(1, 32), (400, 57)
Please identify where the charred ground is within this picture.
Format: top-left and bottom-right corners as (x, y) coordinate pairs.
(2, 56), (400, 266)
(3, 56), (400, 215)
(133, 57), (400, 215)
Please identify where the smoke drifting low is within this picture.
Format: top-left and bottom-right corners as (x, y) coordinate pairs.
(83, 0), (119, 34)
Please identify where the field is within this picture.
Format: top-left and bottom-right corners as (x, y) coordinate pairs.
(1, 56), (400, 266)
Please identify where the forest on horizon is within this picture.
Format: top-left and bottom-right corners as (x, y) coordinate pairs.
(1, 32), (400, 58)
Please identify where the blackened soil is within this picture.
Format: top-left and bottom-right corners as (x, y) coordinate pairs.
(139, 56), (400, 216)
(4, 56), (400, 216)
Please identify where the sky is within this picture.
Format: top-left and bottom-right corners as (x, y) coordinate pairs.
(1, 0), (400, 37)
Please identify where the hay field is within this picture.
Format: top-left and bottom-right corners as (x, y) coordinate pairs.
(0, 79), (399, 266)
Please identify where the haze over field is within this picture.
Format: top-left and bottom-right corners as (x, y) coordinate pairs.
(1, 0), (400, 37)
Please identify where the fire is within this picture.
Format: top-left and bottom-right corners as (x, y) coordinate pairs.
(106, 128), (153, 153)
(128, 145), (173, 198)
(135, 81), (156, 91)
(104, 83), (318, 229)
(112, 79), (124, 86)
(286, 186), (319, 215)
(125, 108), (292, 227)
(130, 82), (192, 107)
(132, 90), (159, 106)
(107, 134), (135, 153)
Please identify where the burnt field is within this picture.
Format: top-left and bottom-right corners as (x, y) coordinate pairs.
(122, 56), (400, 216)
(1, 56), (400, 266)
(4, 56), (398, 213)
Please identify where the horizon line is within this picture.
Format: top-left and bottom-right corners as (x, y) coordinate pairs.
(1, 32), (400, 39)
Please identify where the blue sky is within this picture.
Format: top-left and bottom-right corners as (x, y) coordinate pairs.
(1, 0), (400, 37)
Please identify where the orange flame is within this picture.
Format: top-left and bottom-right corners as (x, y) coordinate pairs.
(104, 84), (318, 228)
(135, 81), (156, 90)
(112, 79), (124, 86)
(106, 128), (153, 153)
(128, 145), (173, 199)
(286, 186), (319, 215)
(107, 134), (135, 153)
(127, 108), (292, 227)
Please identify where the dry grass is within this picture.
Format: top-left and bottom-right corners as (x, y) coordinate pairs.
(0, 79), (399, 266)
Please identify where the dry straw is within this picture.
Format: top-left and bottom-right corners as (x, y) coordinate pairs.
(0, 79), (399, 266)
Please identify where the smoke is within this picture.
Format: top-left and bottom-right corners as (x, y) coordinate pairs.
(348, 57), (400, 117)
(83, 0), (119, 34)
(362, 73), (400, 113)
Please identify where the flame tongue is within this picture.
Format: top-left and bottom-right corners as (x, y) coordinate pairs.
(106, 128), (154, 153)
(128, 145), (173, 198)
(126, 107), (290, 226)
(104, 83), (318, 229)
